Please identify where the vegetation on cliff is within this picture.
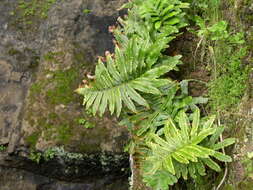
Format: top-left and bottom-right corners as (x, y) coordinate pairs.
(76, 0), (253, 189)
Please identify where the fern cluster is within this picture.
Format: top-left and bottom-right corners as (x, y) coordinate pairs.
(77, 0), (235, 189)
(143, 109), (234, 187)
(77, 0), (188, 117)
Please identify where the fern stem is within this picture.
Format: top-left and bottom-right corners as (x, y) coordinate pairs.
(129, 154), (134, 190)
(216, 117), (228, 190)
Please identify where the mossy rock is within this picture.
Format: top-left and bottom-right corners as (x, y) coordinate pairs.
(22, 47), (128, 154)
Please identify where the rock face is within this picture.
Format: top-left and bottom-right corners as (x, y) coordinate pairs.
(0, 0), (129, 189)
(20, 0), (128, 154)
(0, 166), (129, 190)
(220, 1), (253, 189)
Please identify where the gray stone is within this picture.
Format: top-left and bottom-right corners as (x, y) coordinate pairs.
(0, 0), (129, 188)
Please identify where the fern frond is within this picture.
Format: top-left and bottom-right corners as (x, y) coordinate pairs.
(77, 37), (182, 116)
(142, 108), (234, 187)
(137, 0), (189, 32)
(143, 170), (178, 189)
(121, 80), (207, 137)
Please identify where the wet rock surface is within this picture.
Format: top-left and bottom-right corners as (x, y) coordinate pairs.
(0, 0), (129, 189)
(0, 166), (129, 190)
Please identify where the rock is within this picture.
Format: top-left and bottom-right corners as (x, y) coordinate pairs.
(0, 166), (129, 190)
(0, 60), (12, 83)
(20, 0), (128, 154)
(0, 0), (129, 188)
(0, 84), (24, 152)
(10, 72), (22, 82)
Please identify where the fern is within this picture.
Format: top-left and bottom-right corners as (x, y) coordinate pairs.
(143, 170), (178, 189)
(120, 80), (208, 138)
(77, 0), (235, 189)
(77, 37), (182, 116)
(122, 0), (189, 32)
(76, 0), (188, 117)
(142, 108), (235, 188)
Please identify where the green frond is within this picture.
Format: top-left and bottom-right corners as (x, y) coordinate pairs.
(142, 109), (234, 187)
(137, 0), (189, 32)
(121, 81), (207, 137)
(77, 36), (181, 116)
(143, 170), (178, 190)
(212, 138), (235, 150)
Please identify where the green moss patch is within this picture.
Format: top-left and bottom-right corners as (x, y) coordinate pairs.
(25, 132), (41, 147)
(14, 0), (58, 24)
(24, 50), (99, 150)
(45, 68), (79, 105)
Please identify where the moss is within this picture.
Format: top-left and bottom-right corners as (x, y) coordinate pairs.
(238, 178), (253, 190)
(77, 126), (110, 153)
(24, 50), (94, 150)
(45, 68), (79, 105)
(73, 51), (86, 64)
(7, 48), (22, 56)
(25, 132), (41, 147)
(48, 112), (59, 120)
(26, 112), (79, 146)
(76, 118), (95, 129)
(43, 51), (64, 63)
(38, 117), (47, 128)
(26, 71), (80, 146)
(14, 0), (58, 24)
(223, 184), (236, 190)
(44, 127), (54, 141)
(29, 55), (40, 69)
(29, 51), (83, 105)
(30, 82), (43, 95)
(236, 0), (253, 25)
(56, 124), (72, 144)
(79, 142), (100, 153)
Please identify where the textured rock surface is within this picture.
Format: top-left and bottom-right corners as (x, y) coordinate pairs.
(221, 1), (253, 189)
(0, 166), (129, 190)
(0, 0), (129, 189)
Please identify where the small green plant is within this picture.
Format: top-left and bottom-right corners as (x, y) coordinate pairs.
(78, 118), (86, 125)
(29, 151), (42, 164)
(43, 148), (57, 161)
(78, 118), (95, 129)
(192, 17), (229, 40)
(50, 146), (83, 160)
(242, 152), (253, 180)
(0, 145), (6, 151)
(208, 35), (249, 112)
(82, 9), (91, 14)
(188, 0), (249, 113)
(83, 122), (95, 129)
(29, 147), (84, 163)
